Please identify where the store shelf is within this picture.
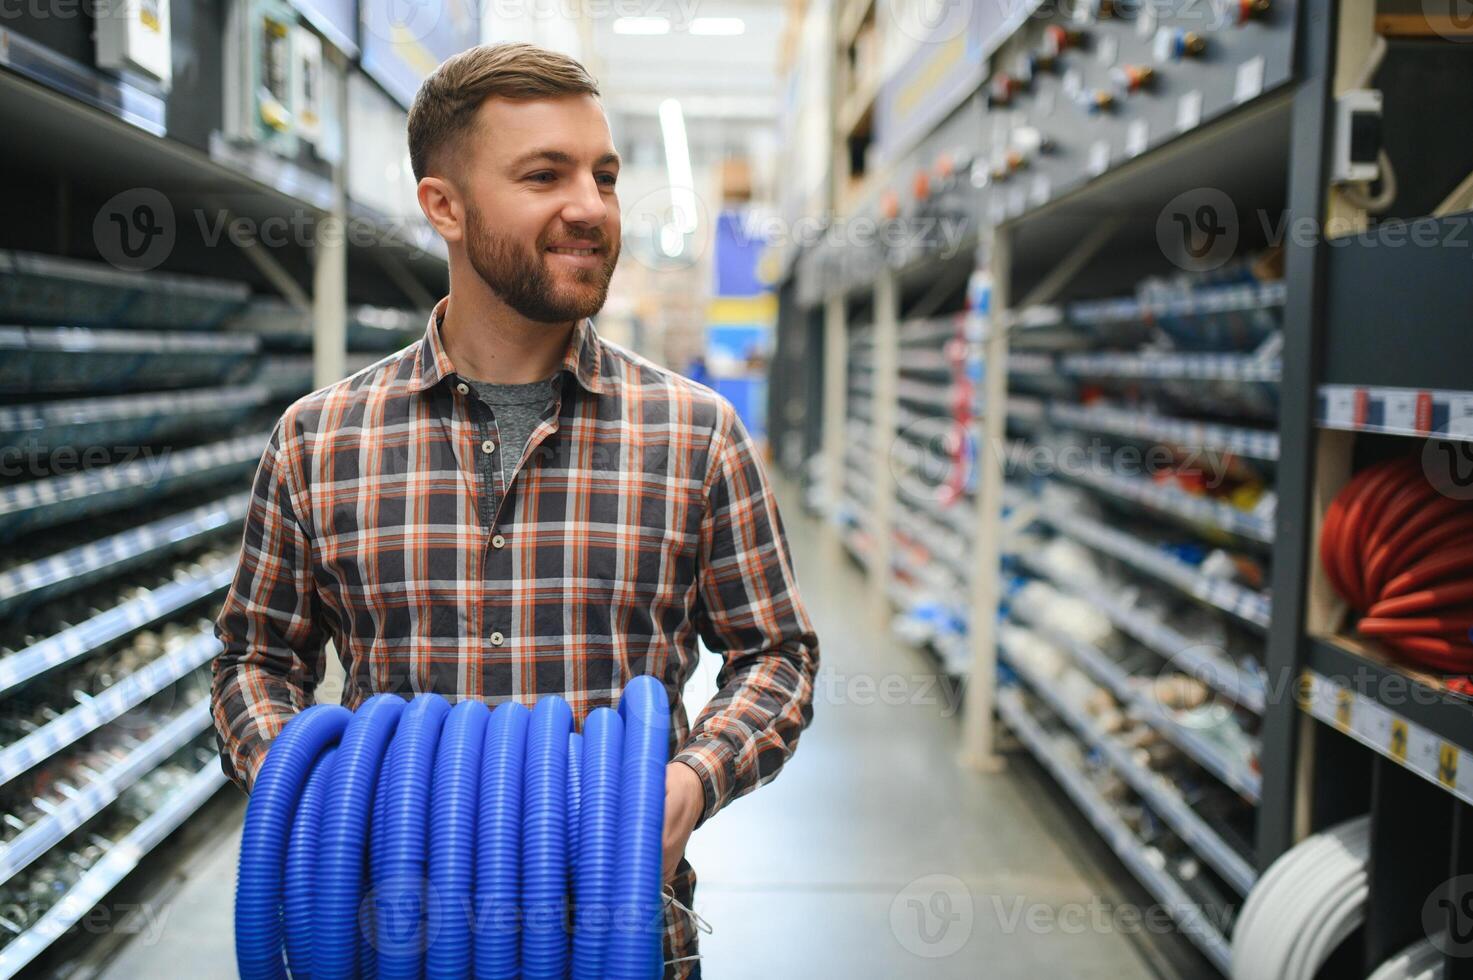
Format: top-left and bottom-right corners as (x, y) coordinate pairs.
(1015, 550), (1265, 712)
(0, 492), (249, 618)
(0, 630), (220, 788)
(0, 700), (212, 888)
(0, 432), (268, 541)
(1064, 468), (1275, 546)
(0, 557), (233, 696)
(0, 762), (227, 979)
(0, 250), (250, 330)
(998, 627), (1258, 895)
(1048, 403), (1280, 462)
(1059, 351), (1282, 383)
(0, 384), (271, 454)
(1317, 384), (1473, 442)
(1009, 604), (1263, 802)
(1070, 281), (1287, 333)
(997, 687), (1235, 974)
(1033, 507), (1273, 631)
(0, 327), (260, 395)
(1302, 636), (1473, 806)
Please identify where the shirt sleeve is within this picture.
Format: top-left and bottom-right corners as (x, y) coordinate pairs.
(672, 404), (821, 827)
(210, 418), (328, 793)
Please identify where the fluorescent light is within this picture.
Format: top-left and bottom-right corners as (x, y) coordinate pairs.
(658, 98), (698, 236)
(612, 16), (670, 34)
(689, 17), (745, 35)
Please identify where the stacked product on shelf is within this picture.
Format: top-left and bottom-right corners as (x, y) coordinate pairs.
(0, 253), (325, 977)
(996, 258), (1286, 971)
(887, 313), (980, 675)
(835, 322), (876, 567)
(1230, 816), (1372, 980)
(1318, 452), (1473, 680)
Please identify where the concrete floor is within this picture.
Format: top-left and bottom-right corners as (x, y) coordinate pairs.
(88, 480), (1174, 979)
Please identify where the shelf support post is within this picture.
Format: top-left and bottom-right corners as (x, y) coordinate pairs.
(961, 230), (1008, 773)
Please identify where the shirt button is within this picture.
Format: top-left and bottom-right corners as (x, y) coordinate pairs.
(456, 382), (469, 395)
(489, 631), (505, 646)
(482, 439), (496, 454)
(492, 533), (506, 549)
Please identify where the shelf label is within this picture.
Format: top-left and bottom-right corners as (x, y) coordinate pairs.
(1390, 719), (1408, 763)
(1449, 394), (1473, 438)
(1088, 140), (1111, 176)
(1177, 90), (1203, 132)
(1127, 119), (1149, 157)
(1235, 57), (1265, 104)
(1416, 391), (1434, 434)
(1322, 386), (1355, 427)
(1440, 743), (1460, 790)
(1408, 725), (1442, 784)
(1383, 389), (1419, 432)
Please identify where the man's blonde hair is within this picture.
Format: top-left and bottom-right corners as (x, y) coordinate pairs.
(407, 42), (601, 183)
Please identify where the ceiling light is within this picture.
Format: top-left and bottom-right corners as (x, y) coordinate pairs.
(613, 16), (670, 34)
(689, 17), (745, 35)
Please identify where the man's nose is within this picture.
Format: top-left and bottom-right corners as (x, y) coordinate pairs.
(561, 173), (608, 227)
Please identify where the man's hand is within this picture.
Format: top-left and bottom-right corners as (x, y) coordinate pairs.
(662, 760), (704, 882)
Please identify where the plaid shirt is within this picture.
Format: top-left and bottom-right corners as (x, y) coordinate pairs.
(210, 295), (820, 977)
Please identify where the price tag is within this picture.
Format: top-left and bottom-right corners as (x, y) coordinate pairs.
(1447, 393), (1473, 438)
(1139, 5), (1157, 37)
(1383, 389), (1419, 432)
(1235, 56), (1265, 104)
(1322, 386), (1356, 427)
(1177, 90), (1202, 132)
(1009, 184), (1027, 217)
(1030, 175), (1051, 206)
(1127, 119), (1149, 157)
(1408, 725), (1442, 784)
(1360, 699), (1392, 750)
(1098, 36), (1118, 66)
(1088, 140), (1111, 175)
(1153, 26), (1172, 62)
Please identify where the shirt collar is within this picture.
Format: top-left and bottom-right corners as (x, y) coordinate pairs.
(411, 294), (607, 395)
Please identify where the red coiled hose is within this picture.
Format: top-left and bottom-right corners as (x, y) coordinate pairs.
(1321, 453), (1473, 674)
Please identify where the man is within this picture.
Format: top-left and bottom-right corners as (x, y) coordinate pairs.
(209, 41), (820, 979)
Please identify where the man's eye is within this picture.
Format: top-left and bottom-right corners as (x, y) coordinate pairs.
(597, 174), (618, 187)
(528, 172), (556, 183)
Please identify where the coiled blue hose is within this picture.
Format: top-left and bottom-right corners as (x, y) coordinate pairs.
(426, 700), (488, 979)
(236, 679), (671, 979)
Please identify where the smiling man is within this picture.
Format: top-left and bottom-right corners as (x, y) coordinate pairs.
(209, 42), (819, 979)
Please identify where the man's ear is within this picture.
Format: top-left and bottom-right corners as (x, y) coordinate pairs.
(418, 176), (464, 244)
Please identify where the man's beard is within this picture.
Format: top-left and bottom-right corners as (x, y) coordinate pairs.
(464, 202), (619, 323)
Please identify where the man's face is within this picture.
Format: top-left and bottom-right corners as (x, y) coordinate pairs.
(459, 94), (621, 324)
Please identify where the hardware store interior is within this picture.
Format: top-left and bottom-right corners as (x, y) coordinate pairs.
(2, 0), (1473, 976)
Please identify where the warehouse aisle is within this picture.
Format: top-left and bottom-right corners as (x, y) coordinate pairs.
(90, 477), (1167, 979)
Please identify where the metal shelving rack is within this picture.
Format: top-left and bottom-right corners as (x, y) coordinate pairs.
(777, 0), (1473, 972)
(0, 237), (428, 968)
(0, 2), (444, 958)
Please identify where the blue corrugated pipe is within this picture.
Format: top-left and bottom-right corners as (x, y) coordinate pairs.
(234, 678), (671, 979)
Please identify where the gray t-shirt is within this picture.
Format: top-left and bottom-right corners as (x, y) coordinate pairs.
(467, 377), (558, 494)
